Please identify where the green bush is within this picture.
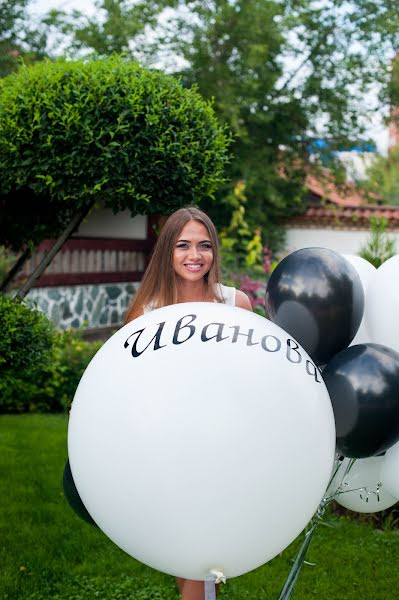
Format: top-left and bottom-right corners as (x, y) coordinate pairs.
(37, 330), (103, 413)
(359, 216), (396, 268)
(0, 301), (101, 413)
(0, 294), (56, 412)
(0, 56), (231, 251)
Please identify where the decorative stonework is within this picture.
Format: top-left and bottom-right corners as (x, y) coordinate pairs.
(27, 282), (139, 330)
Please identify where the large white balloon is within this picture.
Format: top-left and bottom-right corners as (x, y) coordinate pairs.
(381, 441), (399, 499)
(68, 303), (335, 580)
(342, 255), (376, 345)
(331, 456), (397, 513)
(364, 255), (399, 352)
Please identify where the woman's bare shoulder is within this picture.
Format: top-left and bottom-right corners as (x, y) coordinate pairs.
(235, 289), (253, 311)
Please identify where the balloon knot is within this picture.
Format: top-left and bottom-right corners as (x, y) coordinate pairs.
(209, 570), (226, 585)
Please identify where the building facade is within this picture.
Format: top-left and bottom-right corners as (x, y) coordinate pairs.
(24, 208), (155, 334)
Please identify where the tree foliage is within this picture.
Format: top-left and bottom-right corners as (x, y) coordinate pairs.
(0, 0), (47, 77)
(362, 146), (399, 205)
(44, 0), (399, 249)
(0, 55), (230, 253)
(44, 0), (178, 59)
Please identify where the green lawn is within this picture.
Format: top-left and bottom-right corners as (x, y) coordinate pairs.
(1, 414), (399, 600)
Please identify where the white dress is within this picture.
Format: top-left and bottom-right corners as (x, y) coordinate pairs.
(215, 283), (236, 306)
(143, 283), (236, 313)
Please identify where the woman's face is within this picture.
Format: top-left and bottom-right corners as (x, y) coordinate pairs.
(172, 220), (214, 283)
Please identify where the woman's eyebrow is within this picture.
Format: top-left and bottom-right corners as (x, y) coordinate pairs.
(176, 239), (212, 243)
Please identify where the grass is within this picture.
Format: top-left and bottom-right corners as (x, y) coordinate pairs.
(1, 414), (399, 599)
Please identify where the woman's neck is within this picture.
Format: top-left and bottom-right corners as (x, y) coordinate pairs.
(176, 279), (211, 303)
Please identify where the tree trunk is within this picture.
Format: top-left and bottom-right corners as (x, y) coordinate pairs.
(0, 247), (32, 293)
(16, 202), (95, 300)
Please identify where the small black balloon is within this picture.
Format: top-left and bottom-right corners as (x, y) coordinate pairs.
(63, 459), (97, 527)
(323, 343), (399, 458)
(265, 248), (364, 365)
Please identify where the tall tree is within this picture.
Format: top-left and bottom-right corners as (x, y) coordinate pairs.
(42, 1), (399, 245)
(43, 0), (178, 60)
(0, 0), (47, 77)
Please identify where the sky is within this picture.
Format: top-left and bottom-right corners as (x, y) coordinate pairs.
(31, 0), (96, 15)
(29, 0), (390, 155)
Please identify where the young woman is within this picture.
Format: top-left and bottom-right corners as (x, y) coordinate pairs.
(124, 205), (252, 600)
(124, 206), (252, 321)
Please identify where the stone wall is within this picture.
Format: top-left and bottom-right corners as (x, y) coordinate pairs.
(27, 281), (139, 330)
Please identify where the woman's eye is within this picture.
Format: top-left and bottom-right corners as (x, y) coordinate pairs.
(175, 242), (212, 250)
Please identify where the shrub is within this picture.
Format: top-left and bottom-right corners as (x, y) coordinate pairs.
(360, 216), (396, 268)
(37, 330), (102, 413)
(0, 294), (56, 412)
(0, 299), (102, 413)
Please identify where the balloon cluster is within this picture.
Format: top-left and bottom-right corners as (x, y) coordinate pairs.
(65, 249), (399, 588)
(266, 248), (399, 514)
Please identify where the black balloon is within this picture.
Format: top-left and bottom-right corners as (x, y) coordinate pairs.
(265, 248), (364, 365)
(63, 459), (97, 527)
(323, 344), (399, 458)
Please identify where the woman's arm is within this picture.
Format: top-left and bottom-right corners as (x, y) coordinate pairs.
(235, 289), (253, 311)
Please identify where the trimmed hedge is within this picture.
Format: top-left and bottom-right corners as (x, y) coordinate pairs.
(0, 56), (231, 250)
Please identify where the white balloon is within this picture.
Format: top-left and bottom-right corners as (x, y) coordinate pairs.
(331, 456), (397, 513)
(68, 303), (335, 580)
(342, 255), (376, 345)
(381, 441), (399, 499)
(364, 255), (399, 352)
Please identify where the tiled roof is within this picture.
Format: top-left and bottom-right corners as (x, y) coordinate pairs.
(288, 203), (399, 229)
(284, 172), (399, 229)
(306, 173), (365, 206)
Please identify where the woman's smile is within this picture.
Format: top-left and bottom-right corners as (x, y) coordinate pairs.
(184, 263), (203, 272)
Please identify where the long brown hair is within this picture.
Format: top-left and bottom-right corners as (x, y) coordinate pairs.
(124, 207), (223, 323)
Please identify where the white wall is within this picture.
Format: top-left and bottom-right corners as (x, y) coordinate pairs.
(75, 208), (147, 239)
(284, 227), (399, 256)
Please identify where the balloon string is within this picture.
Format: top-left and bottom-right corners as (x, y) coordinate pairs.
(324, 457), (357, 502)
(278, 522), (318, 600)
(322, 454), (343, 501)
(278, 456), (357, 599)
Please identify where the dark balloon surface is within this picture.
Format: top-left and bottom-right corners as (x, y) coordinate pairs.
(265, 248), (364, 365)
(323, 344), (399, 458)
(63, 459), (97, 526)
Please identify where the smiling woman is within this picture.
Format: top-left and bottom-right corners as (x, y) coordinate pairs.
(124, 206), (252, 323)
